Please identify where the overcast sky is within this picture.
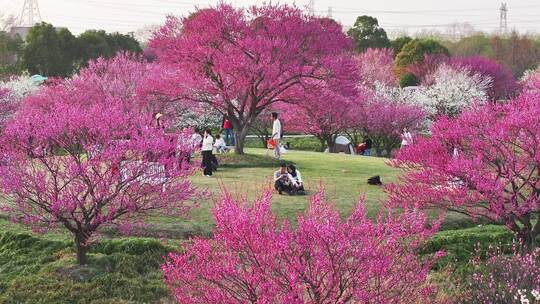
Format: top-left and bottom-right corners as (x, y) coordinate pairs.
(1, 0), (539, 36)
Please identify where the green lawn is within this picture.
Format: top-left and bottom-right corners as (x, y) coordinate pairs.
(147, 148), (400, 238)
(148, 148), (472, 238)
(0, 148), (470, 240)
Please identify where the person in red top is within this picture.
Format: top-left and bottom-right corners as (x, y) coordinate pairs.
(222, 116), (234, 146)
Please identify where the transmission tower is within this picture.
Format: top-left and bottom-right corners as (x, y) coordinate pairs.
(307, 0), (315, 15)
(18, 0), (42, 27)
(499, 2), (508, 35)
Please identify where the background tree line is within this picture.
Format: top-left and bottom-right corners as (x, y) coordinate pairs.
(0, 22), (141, 78)
(347, 15), (540, 85)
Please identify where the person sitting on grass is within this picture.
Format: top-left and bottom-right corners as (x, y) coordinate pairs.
(213, 134), (229, 154)
(362, 136), (373, 156)
(274, 162), (294, 195)
(287, 164), (305, 195)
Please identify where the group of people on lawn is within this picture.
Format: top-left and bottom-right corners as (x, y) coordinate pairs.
(191, 111), (415, 195)
(191, 128), (230, 177)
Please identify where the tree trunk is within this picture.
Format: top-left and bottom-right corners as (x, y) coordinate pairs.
(75, 233), (89, 265)
(234, 126), (249, 155)
(518, 228), (537, 253)
(326, 137), (336, 153)
(317, 137), (326, 152)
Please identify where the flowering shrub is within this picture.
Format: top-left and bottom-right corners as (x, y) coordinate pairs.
(450, 56), (519, 100)
(416, 64), (491, 117)
(521, 67), (540, 94)
(388, 90), (540, 249)
(357, 48), (397, 88)
(0, 74), (42, 100)
(0, 56), (198, 265)
(163, 190), (441, 303)
(355, 95), (425, 156)
(464, 248), (540, 304)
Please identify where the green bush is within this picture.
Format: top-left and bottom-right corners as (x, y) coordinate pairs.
(399, 72), (420, 87)
(421, 225), (540, 274)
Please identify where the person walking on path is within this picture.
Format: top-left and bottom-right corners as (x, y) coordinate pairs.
(401, 127), (413, 148)
(201, 129), (214, 177)
(271, 112), (282, 159)
(222, 117), (234, 146)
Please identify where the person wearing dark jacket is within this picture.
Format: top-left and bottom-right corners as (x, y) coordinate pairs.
(363, 137), (373, 156)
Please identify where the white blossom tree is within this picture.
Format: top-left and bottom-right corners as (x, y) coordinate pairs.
(373, 81), (420, 104)
(521, 67), (540, 94)
(0, 75), (43, 128)
(165, 103), (222, 131)
(414, 64), (491, 117)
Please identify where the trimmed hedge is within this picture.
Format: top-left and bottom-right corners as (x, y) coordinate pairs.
(422, 225), (540, 274)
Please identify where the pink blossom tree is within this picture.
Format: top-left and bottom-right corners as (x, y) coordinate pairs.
(162, 190), (441, 303)
(449, 56), (519, 100)
(280, 56), (363, 152)
(356, 48), (397, 88)
(406, 53), (450, 86)
(355, 96), (425, 156)
(149, 4), (354, 154)
(281, 87), (359, 152)
(387, 90), (540, 249)
(0, 60), (197, 265)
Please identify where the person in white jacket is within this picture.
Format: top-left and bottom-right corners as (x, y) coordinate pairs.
(271, 112), (282, 159)
(287, 164), (305, 195)
(401, 127), (413, 148)
(201, 129), (214, 177)
(213, 134), (228, 153)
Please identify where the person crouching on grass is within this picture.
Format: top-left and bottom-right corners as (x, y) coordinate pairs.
(274, 162), (294, 195)
(287, 164), (305, 195)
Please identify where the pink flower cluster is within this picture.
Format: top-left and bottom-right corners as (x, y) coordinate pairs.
(163, 190), (441, 303)
(466, 248), (540, 303)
